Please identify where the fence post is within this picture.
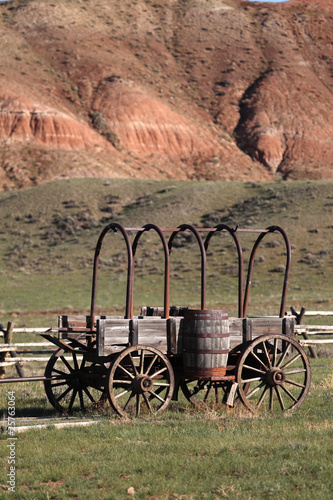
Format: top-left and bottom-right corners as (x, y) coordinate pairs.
(0, 322), (14, 378)
(0, 322), (26, 378)
(290, 306), (318, 359)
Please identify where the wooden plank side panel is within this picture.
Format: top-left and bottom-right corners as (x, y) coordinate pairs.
(227, 316), (295, 348)
(138, 318), (169, 354)
(97, 319), (131, 356)
(250, 317), (293, 335)
(236, 317), (294, 341)
(96, 316), (295, 356)
(98, 318), (171, 356)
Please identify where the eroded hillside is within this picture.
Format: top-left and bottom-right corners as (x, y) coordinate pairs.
(0, 0), (333, 188)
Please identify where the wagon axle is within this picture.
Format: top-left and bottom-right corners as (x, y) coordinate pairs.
(265, 368), (286, 387)
(132, 374), (154, 394)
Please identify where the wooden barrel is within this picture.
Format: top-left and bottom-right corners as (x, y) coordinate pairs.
(181, 309), (229, 379)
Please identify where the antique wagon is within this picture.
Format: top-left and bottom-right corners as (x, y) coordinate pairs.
(42, 223), (311, 417)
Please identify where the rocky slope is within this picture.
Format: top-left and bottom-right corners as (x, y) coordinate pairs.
(0, 0), (332, 189)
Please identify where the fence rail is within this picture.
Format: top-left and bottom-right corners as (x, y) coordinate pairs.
(0, 322), (57, 378)
(291, 307), (333, 358)
(1, 309), (333, 378)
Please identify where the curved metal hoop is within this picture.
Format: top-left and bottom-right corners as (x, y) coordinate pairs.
(204, 224), (244, 318)
(90, 223), (134, 328)
(132, 224), (170, 318)
(243, 226), (291, 318)
(168, 224), (207, 310)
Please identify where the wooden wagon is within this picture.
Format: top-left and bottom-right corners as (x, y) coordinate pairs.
(42, 223), (311, 417)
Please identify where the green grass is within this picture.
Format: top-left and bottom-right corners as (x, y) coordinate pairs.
(0, 358), (332, 500)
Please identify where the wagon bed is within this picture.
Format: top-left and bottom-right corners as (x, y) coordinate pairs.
(56, 313), (295, 356)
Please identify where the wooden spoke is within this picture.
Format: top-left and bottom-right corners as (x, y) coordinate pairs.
(51, 380), (70, 388)
(114, 387), (132, 399)
(242, 364), (266, 375)
(246, 381), (266, 399)
(284, 378), (306, 389)
(145, 355), (158, 376)
(150, 385), (167, 396)
(68, 389), (77, 412)
(83, 386), (99, 404)
(280, 384), (299, 403)
(136, 394), (141, 416)
(272, 338), (278, 368)
(118, 363), (135, 379)
(241, 376), (263, 383)
(284, 368), (307, 375)
(150, 366), (168, 378)
(269, 387), (273, 411)
(123, 391), (135, 412)
(276, 348), (288, 369)
(263, 341), (273, 369)
(148, 390), (166, 404)
(108, 345), (174, 418)
(275, 386), (285, 411)
(52, 367), (69, 376)
(72, 352), (79, 371)
(60, 356), (75, 373)
(78, 389), (84, 409)
(256, 385), (269, 409)
(142, 392), (152, 412)
(139, 350), (145, 374)
(128, 353), (139, 377)
(236, 334), (311, 413)
(280, 353), (302, 370)
(248, 349), (270, 371)
(56, 385), (72, 402)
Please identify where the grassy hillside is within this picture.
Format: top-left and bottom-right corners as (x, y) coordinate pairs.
(0, 179), (332, 327)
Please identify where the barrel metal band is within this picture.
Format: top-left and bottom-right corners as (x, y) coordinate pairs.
(183, 348), (230, 354)
(182, 332), (230, 339)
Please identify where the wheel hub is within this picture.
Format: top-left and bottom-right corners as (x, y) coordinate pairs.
(265, 368), (286, 387)
(132, 375), (154, 394)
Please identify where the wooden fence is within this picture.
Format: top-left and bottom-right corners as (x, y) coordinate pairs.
(0, 322), (58, 380)
(291, 307), (333, 359)
(1, 309), (333, 379)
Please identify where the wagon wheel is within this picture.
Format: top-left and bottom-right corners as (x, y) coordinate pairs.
(108, 345), (175, 418)
(181, 378), (230, 406)
(180, 344), (248, 407)
(236, 334), (311, 413)
(44, 350), (108, 413)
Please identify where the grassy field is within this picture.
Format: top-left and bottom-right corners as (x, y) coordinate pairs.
(0, 179), (332, 499)
(0, 178), (332, 324)
(0, 357), (332, 499)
